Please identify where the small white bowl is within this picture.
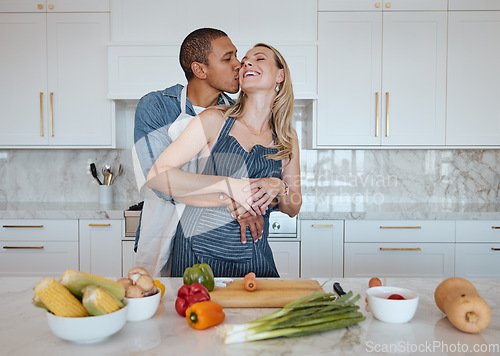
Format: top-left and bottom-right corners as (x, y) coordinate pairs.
(46, 303), (128, 343)
(366, 286), (419, 324)
(124, 291), (161, 322)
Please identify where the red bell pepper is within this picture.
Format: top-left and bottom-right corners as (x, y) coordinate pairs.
(175, 282), (211, 317)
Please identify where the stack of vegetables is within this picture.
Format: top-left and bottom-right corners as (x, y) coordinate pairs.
(32, 270), (125, 317)
(218, 290), (366, 344)
(176, 263), (226, 330)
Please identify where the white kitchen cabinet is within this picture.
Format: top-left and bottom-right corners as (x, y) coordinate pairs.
(110, 0), (316, 43)
(318, 0), (447, 11)
(79, 220), (122, 278)
(0, 220), (79, 276)
(0, 12), (111, 147)
(344, 220), (455, 277)
(0, 0), (109, 12)
(455, 220), (500, 278)
(122, 240), (136, 278)
(269, 241), (300, 279)
(300, 220), (344, 278)
(446, 11), (500, 146)
(317, 10), (447, 147)
(449, 0), (500, 10)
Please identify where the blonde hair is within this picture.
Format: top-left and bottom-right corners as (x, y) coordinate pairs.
(219, 43), (294, 163)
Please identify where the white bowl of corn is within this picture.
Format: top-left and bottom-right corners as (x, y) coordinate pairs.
(33, 270), (129, 343)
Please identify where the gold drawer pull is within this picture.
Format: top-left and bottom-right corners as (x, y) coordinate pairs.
(3, 246), (44, 249)
(492, 248), (500, 251)
(88, 224), (111, 227)
(380, 248), (422, 251)
(379, 226), (421, 229)
(491, 226), (500, 229)
(375, 91), (380, 137)
(311, 224), (334, 228)
(2, 225), (44, 228)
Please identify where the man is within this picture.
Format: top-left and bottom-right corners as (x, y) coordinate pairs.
(133, 28), (264, 276)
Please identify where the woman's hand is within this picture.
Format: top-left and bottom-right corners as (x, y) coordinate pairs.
(225, 178), (260, 215)
(244, 177), (283, 215)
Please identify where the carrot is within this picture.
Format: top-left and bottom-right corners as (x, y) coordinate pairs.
(368, 277), (382, 288)
(244, 272), (257, 292)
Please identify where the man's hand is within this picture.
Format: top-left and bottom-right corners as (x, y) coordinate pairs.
(237, 212), (265, 244)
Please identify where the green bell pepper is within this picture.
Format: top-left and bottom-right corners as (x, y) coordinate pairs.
(183, 263), (215, 292)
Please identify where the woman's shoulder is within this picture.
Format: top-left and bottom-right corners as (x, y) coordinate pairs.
(198, 107), (226, 123)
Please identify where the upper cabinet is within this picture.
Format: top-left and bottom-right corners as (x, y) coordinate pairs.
(446, 11), (500, 146)
(0, 6), (112, 148)
(317, 10), (447, 147)
(318, 0), (447, 11)
(107, 0), (317, 100)
(0, 0), (109, 12)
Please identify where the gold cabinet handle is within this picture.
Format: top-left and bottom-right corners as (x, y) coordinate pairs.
(385, 92), (389, 137)
(379, 226), (421, 229)
(386, 2), (391, 8)
(48, 3), (54, 10)
(3, 246), (44, 249)
(88, 224), (111, 227)
(375, 2), (381, 8)
(380, 248), (421, 251)
(50, 92), (54, 137)
(491, 226), (500, 229)
(2, 225), (44, 228)
(375, 92), (380, 137)
(37, 3), (43, 10)
(39, 92), (44, 136)
(492, 248), (500, 251)
(311, 224), (334, 228)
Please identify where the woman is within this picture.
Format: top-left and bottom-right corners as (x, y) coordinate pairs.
(147, 43), (302, 277)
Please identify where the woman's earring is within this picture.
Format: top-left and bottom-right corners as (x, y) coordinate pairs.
(275, 84), (280, 92)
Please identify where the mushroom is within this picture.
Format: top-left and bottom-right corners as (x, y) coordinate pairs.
(125, 285), (145, 298)
(117, 277), (133, 289)
(136, 275), (157, 296)
(128, 266), (149, 283)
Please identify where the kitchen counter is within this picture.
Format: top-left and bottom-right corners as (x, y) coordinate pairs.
(1, 277), (499, 356)
(4, 201), (500, 220)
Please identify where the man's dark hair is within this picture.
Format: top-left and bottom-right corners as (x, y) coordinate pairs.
(179, 28), (228, 81)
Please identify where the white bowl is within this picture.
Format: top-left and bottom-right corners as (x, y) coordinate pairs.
(366, 286), (419, 324)
(124, 291), (161, 322)
(46, 303), (128, 343)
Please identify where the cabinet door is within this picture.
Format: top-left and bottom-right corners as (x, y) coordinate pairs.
(301, 220), (344, 278)
(268, 241), (300, 279)
(455, 244), (500, 278)
(446, 12), (500, 146)
(449, 0), (500, 10)
(80, 220), (122, 277)
(0, 0), (109, 12)
(47, 13), (111, 146)
(122, 240), (136, 278)
(0, 14), (48, 146)
(381, 11), (447, 146)
(317, 12), (382, 146)
(0, 0), (45, 12)
(344, 243), (455, 277)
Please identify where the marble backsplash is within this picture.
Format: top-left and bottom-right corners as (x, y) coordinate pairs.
(1, 148), (500, 207)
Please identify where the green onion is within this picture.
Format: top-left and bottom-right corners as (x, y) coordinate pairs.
(218, 290), (366, 344)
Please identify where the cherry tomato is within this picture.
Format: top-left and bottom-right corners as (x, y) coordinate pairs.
(388, 294), (406, 300)
(368, 277), (382, 288)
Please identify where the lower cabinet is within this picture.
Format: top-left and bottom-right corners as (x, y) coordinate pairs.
(0, 219), (79, 276)
(455, 220), (500, 278)
(300, 220), (344, 278)
(79, 220), (122, 277)
(269, 240), (300, 279)
(344, 220), (455, 278)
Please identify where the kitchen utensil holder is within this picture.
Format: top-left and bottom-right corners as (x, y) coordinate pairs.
(98, 185), (113, 205)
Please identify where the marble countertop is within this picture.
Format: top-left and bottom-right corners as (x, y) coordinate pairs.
(1, 277), (499, 356)
(3, 201), (500, 220)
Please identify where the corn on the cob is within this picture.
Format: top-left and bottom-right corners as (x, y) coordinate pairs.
(34, 278), (89, 317)
(32, 294), (49, 311)
(82, 285), (121, 316)
(60, 270), (125, 305)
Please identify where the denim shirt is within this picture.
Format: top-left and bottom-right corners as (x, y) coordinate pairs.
(134, 84), (235, 202)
